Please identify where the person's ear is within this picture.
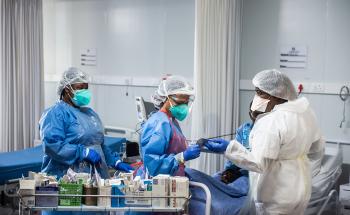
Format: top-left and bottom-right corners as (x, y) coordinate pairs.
(64, 87), (72, 97)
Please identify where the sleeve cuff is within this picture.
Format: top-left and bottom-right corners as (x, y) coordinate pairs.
(115, 159), (122, 167)
(175, 152), (184, 163)
(78, 145), (86, 162)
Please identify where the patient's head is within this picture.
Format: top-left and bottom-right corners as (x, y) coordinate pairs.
(221, 168), (242, 184)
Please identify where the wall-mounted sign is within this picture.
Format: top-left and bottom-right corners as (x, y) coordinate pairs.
(280, 46), (307, 69)
(80, 48), (97, 66)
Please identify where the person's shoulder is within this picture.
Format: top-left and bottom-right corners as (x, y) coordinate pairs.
(81, 106), (98, 115)
(143, 111), (171, 130)
(43, 101), (66, 116)
(253, 111), (287, 135)
(147, 111), (168, 122)
(39, 101), (68, 125)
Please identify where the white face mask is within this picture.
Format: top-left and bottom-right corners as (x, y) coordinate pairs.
(251, 94), (270, 112)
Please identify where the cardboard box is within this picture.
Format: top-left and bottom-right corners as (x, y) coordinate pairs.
(118, 172), (133, 185)
(35, 186), (58, 207)
(169, 177), (189, 208)
(98, 185), (112, 207)
(125, 190), (152, 207)
(19, 180), (36, 207)
(152, 175), (170, 207)
(111, 185), (126, 207)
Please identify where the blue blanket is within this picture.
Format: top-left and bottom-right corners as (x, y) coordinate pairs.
(185, 168), (249, 215)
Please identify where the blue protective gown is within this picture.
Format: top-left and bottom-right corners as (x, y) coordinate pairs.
(39, 100), (119, 179)
(139, 111), (183, 176)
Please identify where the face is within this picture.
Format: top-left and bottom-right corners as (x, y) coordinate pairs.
(249, 101), (263, 122)
(221, 169), (241, 184)
(61, 83), (89, 106)
(64, 83), (88, 97)
(249, 87), (287, 121)
(169, 94), (191, 106)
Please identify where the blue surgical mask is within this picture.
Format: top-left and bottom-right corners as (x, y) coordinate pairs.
(169, 103), (189, 121)
(72, 89), (91, 106)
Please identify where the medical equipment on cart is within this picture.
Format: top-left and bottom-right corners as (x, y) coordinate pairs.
(0, 130), (136, 212)
(17, 170), (212, 215)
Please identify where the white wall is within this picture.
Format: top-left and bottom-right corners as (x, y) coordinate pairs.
(240, 0), (350, 162)
(43, 0), (195, 134)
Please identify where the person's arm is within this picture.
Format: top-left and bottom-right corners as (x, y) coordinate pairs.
(40, 110), (84, 165)
(92, 111), (120, 167)
(308, 137), (325, 177)
(101, 139), (120, 167)
(225, 130), (280, 173)
(142, 119), (179, 176)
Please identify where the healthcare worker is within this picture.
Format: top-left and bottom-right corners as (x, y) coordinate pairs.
(39, 67), (133, 180)
(136, 76), (201, 177)
(205, 69), (324, 214)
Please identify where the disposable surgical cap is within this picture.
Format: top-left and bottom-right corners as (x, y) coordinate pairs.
(57, 67), (89, 96)
(252, 69), (297, 101)
(151, 76), (194, 108)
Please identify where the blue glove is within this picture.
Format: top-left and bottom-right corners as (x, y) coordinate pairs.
(204, 138), (229, 153)
(235, 122), (252, 148)
(83, 148), (101, 164)
(115, 161), (134, 172)
(183, 145), (201, 161)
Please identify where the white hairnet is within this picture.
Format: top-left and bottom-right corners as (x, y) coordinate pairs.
(151, 76), (194, 108)
(57, 67), (89, 96)
(252, 69), (297, 101)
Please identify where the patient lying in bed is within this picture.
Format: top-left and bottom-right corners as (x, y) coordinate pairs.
(213, 161), (248, 184)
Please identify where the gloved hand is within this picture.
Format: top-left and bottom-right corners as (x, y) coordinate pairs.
(235, 122), (252, 148)
(115, 160), (134, 172)
(83, 148), (101, 164)
(183, 145), (201, 161)
(204, 138), (229, 153)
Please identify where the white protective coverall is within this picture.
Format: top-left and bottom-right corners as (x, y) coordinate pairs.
(225, 97), (324, 214)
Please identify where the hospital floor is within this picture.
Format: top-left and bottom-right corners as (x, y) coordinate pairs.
(0, 207), (18, 215)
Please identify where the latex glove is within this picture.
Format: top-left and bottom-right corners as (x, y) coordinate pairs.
(204, 138), (229, 153)
(115, 160), (134, 172)
(83, 148), (101, 164)
(183, 145), (201, 161)
(235, 122), (252, 148)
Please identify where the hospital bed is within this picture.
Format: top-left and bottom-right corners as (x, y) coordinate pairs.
(184, 142), (343, 215)
(306, 142), (343, 215)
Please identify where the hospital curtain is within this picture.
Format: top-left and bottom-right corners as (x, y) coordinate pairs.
(0, 0), (44, 152)
(189, 0), (242, 175)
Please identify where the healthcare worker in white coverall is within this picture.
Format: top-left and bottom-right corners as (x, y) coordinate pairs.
(204, 69), (325, 214)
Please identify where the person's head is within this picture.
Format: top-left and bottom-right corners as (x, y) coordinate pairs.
(249, 69), (297, 121)
(57, 67), (91, 107)
(151, 76), (194, 121)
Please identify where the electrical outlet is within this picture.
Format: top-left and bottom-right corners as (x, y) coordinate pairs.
(125, 77), (133, 85)
(312, 83), (325, 93)
(125, 78), (130, 85)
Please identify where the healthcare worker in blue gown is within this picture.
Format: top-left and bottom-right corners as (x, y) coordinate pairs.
(40, 67), (133, 179)
(135, 76), (201, 178)
(39, 68), (134, 214)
